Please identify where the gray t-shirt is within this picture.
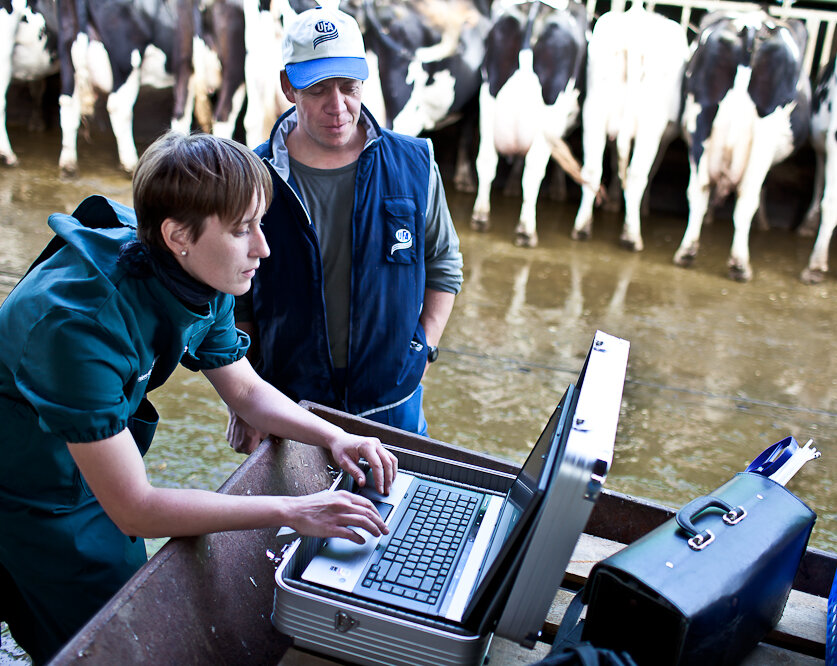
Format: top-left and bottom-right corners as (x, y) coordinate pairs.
(290, 157), (355, 368)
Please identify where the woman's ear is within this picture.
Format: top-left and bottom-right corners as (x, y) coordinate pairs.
(160, 218), (189, 256)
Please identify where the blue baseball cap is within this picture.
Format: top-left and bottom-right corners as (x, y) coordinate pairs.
(282, 6), (369, 89)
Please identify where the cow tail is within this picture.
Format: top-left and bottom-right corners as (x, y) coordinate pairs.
(550, 140), (583, 184)
(551, 140), (608, 202)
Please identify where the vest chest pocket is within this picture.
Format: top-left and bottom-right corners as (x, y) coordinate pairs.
(383, 197), (417, 265)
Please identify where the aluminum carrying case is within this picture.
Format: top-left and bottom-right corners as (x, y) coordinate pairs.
(269, 332), (631, 666)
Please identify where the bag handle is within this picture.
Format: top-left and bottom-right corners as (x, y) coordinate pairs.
(676, 496), (747, 550)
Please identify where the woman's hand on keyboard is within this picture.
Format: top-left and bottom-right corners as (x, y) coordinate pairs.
(286, 489), (390, 544)
(327, 433), (399, 495)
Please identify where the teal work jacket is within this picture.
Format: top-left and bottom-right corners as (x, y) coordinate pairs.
(0, 196), (248, 660)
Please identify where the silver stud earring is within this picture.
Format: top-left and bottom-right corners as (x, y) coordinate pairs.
(180, 249), (187, 256)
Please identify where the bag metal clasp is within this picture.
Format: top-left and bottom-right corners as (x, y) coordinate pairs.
(688, 529), (715, 551)
(722, 506), (747, 525)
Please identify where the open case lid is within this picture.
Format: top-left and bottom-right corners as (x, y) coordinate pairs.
(492, 331), (630, 646)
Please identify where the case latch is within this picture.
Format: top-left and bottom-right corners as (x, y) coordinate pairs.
(334, 610), (358, 633)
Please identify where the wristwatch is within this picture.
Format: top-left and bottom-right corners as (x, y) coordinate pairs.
(427, 345), (439, 363)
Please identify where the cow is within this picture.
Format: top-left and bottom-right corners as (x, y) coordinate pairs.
(0, 0), (59, 167)
(798, 56), (837, 284)
(571, 4), (688, 252)
(359, 0), (490, 190)
(676, 11), (811, 281)
(172, 0), (247, 141)
(55, 0), (180, 175)
(245, 0), (490, 184)
(241, 0), (295, 148)
(56, 0), (247, 176)
(471, 0), (588, 248)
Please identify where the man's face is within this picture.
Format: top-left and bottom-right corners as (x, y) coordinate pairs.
(286, 77), (364, 151)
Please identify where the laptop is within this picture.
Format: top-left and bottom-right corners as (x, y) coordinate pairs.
(301, 330), (629, 630)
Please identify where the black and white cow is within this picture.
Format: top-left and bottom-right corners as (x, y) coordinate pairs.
(471, 0), (588, 247)
(56, 0), (179, 175)
(676, 11), (811, 281)
(798, 56), (837, 284)
(0, 0), (59, 167)
(173, 0), (247, 141)
(240, 0), (296, 148)
(57, 0), (247, 176)
(571, 5), (688, 251)
(360, 0), (489, 189)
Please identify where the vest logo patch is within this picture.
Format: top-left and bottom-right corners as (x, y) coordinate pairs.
(391, 228), (413, 255)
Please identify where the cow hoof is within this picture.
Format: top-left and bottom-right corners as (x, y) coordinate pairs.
(796, 218), (820, 238)
(800, 267), (826, 284)
(619, 236), (644, 252)
(514, 230), (538, 248)
(470, 217), (491, 233)
(727, 263), (752, 282)
(570, 227), (590, 242)
(59, 165), (79, 180)
(673, 250), (696, 268)
(454, 173), (476, 194)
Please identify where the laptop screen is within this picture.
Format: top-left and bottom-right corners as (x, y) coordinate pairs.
(462, 383), (579, 626)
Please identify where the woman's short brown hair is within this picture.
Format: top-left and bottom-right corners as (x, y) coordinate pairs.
(133, 131), (273, 250)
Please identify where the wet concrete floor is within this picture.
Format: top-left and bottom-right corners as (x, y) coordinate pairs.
(0, 113), (835, 565)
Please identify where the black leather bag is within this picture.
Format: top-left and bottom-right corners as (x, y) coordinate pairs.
(581, 472), (816, 665)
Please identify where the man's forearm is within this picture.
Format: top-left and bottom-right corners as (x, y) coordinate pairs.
(420, 289), (455, 347)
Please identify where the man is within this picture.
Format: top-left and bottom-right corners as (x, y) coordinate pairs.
(228, 5), (463, 452)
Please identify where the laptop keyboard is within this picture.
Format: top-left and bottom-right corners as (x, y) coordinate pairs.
(360, 484), (480, 606)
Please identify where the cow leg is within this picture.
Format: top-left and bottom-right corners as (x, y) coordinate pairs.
(0, 6), (18, 166)
(802, 132), (837, 283)
(171, 74), (196, 135)
(453, 107), (478, 193)
(802, 197), (837, 284)
(674, 159), (711, 268)
(799, 146), (825, 238)
(472, 83), (498, 232)
(728, 116), (785, 282)
(58, 92), (82, 177)
(515, 135), (550, 247)
(213, 83), (246, 139)
(620, 114), (669, 252)
(728, 167), (771, 282)
(107, 66), (142, 174)
(26, 79), (47, 132)
(602, 146), (623, 212)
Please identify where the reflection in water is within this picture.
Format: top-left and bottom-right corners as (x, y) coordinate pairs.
(431, 188), (837, 554)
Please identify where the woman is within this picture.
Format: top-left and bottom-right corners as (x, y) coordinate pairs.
(0, 131), (397, 663)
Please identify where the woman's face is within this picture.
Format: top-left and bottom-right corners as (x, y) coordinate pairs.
(178, 190), (269, 295)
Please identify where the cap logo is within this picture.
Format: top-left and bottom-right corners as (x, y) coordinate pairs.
(313, 20), (338, 49)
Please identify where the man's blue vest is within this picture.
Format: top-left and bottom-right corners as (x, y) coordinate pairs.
(252, 109), (431, 415)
